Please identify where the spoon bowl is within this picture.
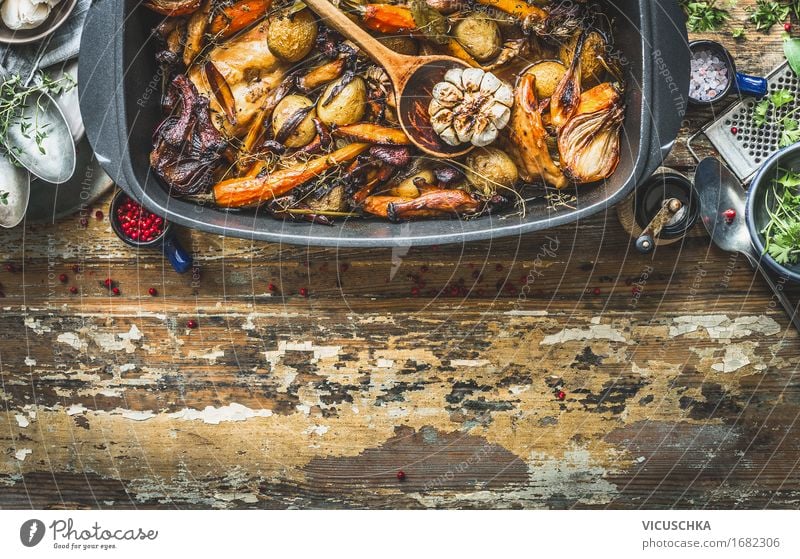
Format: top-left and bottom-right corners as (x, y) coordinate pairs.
(3, 89), (76, 184)
(695, 156), (800, 332)
(303, 0), (473, 158)
(0, 153), (30, 228)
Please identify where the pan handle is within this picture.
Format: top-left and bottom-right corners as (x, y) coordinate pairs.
(78, 0), (128, 188)
(644, 1), (690, 169)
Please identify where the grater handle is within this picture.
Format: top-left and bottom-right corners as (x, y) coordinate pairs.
(734, 73), (769, 98)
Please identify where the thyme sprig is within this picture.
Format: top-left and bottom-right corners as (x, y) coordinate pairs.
(0, 72), (75, 161)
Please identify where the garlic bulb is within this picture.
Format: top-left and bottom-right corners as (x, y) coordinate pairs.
(1, 0), (61, 31)
(428, 68), (513, 148)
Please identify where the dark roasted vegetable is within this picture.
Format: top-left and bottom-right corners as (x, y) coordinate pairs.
(150, 75), (227, 195)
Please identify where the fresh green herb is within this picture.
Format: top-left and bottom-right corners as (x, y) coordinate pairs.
(0, 191), (8, 205)
(772, 88), (795, 109)
(748, 0), (791, 31)
(762, 169), (800, 265)
(753, 88), (795, 127)
(681, 1), (730, 32)
(754, 98), (772, 126)
(732, 27), (746, 39)
(789, 0), (800, 20)
(784, 35), (800, 76)
(780, 116), (800, 146)
(0, 72), (75, 161)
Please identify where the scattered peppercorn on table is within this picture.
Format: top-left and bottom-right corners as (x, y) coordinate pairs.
(2, 2), (800, 509)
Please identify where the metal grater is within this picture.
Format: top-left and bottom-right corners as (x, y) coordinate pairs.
(688, 61), (800, 183)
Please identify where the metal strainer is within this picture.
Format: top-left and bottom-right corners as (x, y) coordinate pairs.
(688, 61), (799, 182)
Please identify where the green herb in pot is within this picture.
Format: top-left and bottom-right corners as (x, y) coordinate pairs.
(762, 169), (800, 265)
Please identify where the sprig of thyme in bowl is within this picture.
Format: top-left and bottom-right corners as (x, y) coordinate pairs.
(0, 72), (75, 160)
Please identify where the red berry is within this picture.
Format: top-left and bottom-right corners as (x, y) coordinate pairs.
(186, 319), (198, 329)
(104, 278), (113, 288)
(786, 22), (793, 32)
(111, 287), (120, 295)
(69, 286), (78, 294)
(396, 470), (406, 481)
(411, 287), (420, 297)
(95, 210), (104, 221)
(593, 287), (601, 296)
(731, 126), (738, 135)
(79, 217), (89, 228)
(5, 263), (15, 273)
(299, 287), (309, 298)
(148, 287), (157, 296)
(59, 273), (68, 283)
(268, 283), (276, 292)
(723, 208), (737, 223)
(495, 263), (504, 272)
(557, 390), (566, 401)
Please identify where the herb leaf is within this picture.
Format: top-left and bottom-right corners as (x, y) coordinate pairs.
(749, 0), (791, 32)
(681, 1), (730, 32)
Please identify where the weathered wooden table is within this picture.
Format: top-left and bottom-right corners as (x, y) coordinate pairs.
(2, 3), (799, 509)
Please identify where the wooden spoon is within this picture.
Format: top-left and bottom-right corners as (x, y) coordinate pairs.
(303, 0), (473, 158)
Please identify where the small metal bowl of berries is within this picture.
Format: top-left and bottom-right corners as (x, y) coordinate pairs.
(109, 190), (192, 274)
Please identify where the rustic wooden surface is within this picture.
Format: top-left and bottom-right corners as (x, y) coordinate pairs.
(2, 3), (800, 509)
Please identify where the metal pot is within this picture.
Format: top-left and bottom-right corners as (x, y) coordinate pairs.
(78, 0), (689, 248)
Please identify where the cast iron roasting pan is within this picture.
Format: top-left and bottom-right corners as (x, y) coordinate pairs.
(78, 0), (689, 247)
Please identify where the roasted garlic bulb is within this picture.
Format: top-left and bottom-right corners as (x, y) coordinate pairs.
(428, 68), (513, 147)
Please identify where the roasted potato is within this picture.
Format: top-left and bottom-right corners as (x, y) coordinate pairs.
(272, 95), (317, 148)
(524, 60), (567, 100)
(317, 75), (367, 127)
(558, 31), (608, 86)
(389, 169), (435, 198)
(465, 148), (518, 197)
(268, 9), (318, 63)
(453, 14), (502, 62)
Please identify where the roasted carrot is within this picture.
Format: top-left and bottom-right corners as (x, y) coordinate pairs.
(342, 1), (417, 34)
(209, 0), (272, 39)
(298, 58), (348, 93)
(333, 123), (411, 145)
(214, 143), (370, 207)
(475, 0), (546, 22)
(362, 189), (481, 221)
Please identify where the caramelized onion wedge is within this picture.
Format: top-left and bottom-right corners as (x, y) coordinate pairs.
(209, 0), (273, 39)
(576, 82), (621, 115)
(333, 123), (411, 145)
(558, 103), (624, 184)
(143, 0), (201, 15)
(550, 32), (586, 130)
(214, 143), (370, 207)
(204, 62), (237, 125)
